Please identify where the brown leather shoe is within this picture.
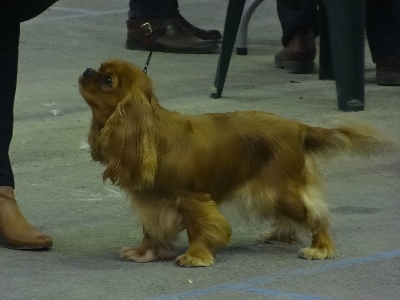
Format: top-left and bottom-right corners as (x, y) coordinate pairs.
(376, 59), (400, 86)
(126, 19), (219, 54)
(174, 12), (222, 41)
(275, 28), (316, 74)
(0, 186), (53, 250)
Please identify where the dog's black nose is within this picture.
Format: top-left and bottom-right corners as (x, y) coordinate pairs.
(83, 68), (96, 77)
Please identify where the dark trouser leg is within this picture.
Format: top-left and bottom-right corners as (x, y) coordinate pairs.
(276, 0), (319, 46)
(275, 0), (318, 73)
(1, 0), (59, 23)
(366, 0), (400, 61)
(0, 1), (59, 188)
(128, 0), (178, 19)
(0, 23), (20, 189)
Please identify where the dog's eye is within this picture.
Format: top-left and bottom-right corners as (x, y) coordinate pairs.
(101, 75), (112, 87)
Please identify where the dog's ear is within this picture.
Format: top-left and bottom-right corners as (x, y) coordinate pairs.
(87, 118), (105, 163)
(99, 89), (157, 190)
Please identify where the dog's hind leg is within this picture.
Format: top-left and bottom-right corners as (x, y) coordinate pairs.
(120, 230), (176, 262)
(298, 227), (335, 260)
(298, 178), (335, 259)
(274, 187), (335, 259)
(278, 156), (335, 260)
(260, 217), (301, 244)
(272, 179), (335, 259)
(297, 183), (335, 260)
(175, 193), (232, 267)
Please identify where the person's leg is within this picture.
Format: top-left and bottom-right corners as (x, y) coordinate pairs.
(0, 24), (19, 190)
(172, 0), (222, 41)
(366, 0), (400, 85)
(18, 0), (60, 22)
(128, 0), (175, 19)
(126, 0), (220, 53)
(0, 0), (60, 188)
(277, 0), (318, 47)
(0, 19), (52, 250)
(275, 0), (318, 74)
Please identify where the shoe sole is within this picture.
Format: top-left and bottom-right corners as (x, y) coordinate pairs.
(275, 60), (315, 74)
(126, 40), (219, 54)
(0, 238), (52, 250)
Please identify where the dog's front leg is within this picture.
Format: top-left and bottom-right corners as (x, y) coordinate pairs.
(120, 230), (175, 262)
(175, 193), (232, 267)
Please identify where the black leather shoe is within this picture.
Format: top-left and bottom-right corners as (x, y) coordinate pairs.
(126, 19), (219, 54)
(174, 12), (222, 41)
(275, 28), (316, 74)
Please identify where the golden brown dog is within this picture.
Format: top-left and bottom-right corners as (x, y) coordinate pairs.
(79, 60), (391, 267)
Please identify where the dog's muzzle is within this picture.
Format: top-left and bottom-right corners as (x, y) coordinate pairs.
(82, 68), (96, 78)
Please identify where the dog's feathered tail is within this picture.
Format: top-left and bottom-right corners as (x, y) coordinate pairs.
(303, 124), (394, 157)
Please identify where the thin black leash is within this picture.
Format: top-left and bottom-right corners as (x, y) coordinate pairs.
(143, 49), (153, 74)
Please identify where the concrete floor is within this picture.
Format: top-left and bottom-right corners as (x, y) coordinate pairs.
(1, 0), (399, 299)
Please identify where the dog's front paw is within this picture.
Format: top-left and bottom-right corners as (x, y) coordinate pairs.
(298, 246), (335, 260)
(175, 251), (214, 267)
(120, 247), (158, 262)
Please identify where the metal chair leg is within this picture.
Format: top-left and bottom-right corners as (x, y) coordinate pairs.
(211, 0), (246, 99)
(236, 0), (265, 55)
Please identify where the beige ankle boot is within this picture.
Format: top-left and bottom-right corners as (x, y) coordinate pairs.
(0, 186), (52, 250)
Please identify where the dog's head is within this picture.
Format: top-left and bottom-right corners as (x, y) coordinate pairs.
(79, 60), (158, 190)
(79, 60), (154, 125)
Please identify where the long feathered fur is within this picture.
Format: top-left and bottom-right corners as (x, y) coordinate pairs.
(304, 125), (393, 157)
(79, 60), (393, 267)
